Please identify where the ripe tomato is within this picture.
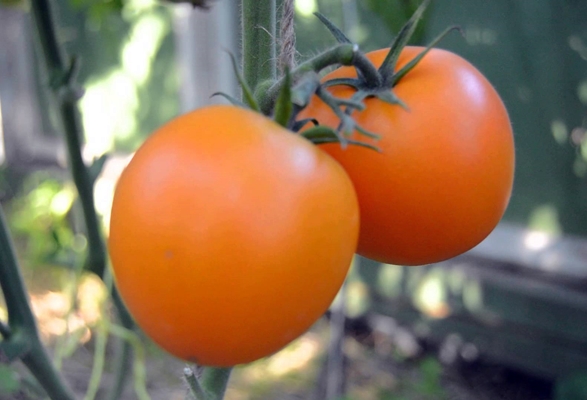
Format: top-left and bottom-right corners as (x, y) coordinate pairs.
(108, 105), (359, 366)
(299, 47), (515, 266)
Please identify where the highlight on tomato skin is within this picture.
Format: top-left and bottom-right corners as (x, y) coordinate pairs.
(108, 105), (360, 366)
(299, 46), (515, 266)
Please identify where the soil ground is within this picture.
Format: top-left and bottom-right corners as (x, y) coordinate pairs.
(1, 266), (555, 400)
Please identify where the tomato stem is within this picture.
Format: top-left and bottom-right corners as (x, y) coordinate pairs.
(312, 86), (381, 147)
(28, 0), (136, 397)
(201, 367), (232, 400)
(259, 43), (357, 114)
(242, 0), (277, 92)
(378, 0), (431, 82)
(0, 207), (78, 400)
(185, 366), (232, 400)
(351, 50), (383, 88)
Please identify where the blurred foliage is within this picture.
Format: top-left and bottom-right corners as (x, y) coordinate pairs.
(68, 0), (124, 26)
(384, 363), (447, 400)
(336, 358), (447, 400)
(555, 370), (587, 400)
(7, 173), (85, 269)
(32, 0), (179, 155)
(0, 364), (19, 396)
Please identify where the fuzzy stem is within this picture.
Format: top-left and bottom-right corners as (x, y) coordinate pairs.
(352, 51), (382, 88)
(259, 43), (357, 114)
(185, 366), (231, 400)
(0, 207), (77, 400)
(242, 0), (277, 91)
(201, 368), (232, 400)
(185, 367), (208, 399)
(278, 0), (296, 73)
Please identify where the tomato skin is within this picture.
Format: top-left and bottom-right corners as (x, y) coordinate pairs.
(300, 47), (515, 266)
(108, 105), (359, 366)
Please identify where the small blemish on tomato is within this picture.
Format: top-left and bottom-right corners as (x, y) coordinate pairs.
(165, 251), (173, 259)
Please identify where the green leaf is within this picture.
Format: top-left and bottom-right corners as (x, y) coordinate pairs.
(0, 365), (20, 395)
(211, 92), (248, 109)
(314, 13), (352, 44)
(291, 118), (318, 132)
(555, 371), (587, 400)
(301, 125), (340, 142)
(378, 0), (431, 80)
(273, 68), (293, 128)
(375, 90), (409, 109)
(355, 124), (381, 141)
(365, 0), (429, 44)
(322, 77), (361, 89)
(89, 153), (109, 184)
(391, 26), (461, 86)
(301, 126), (380, 152)
(291, 72), (321, 108)
(227, 52), (260, 111)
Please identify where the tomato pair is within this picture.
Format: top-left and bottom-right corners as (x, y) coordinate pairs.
(108, 46), (514, 366)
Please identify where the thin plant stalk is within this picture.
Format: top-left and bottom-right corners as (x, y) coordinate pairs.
(28, 0), (134, 398)
(0, 207), (77, 400)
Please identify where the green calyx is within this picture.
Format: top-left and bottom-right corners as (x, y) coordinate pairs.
(223, 0), (459, 149)
(316, 0), (460, 98)
(290, 0), (460, 148)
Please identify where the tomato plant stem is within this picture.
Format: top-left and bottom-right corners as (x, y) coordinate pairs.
(201, 368), (232, 400)
(259, 43), (357, 114)
(0, 212), (37, 332)
(0, 207), (78, 400)
(242, 0), (277, 92)
(30, 0), (105, 279)
(29, 0), (135, 398)
(185, 366), (231, 400)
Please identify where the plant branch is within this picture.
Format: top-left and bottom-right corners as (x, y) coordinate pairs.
(30, 0), (105, 279)
(29, 0), (135, 398)
(0, 211), (37, 331)
(0, 207), (77, 400)
(107, 323), (150, 400)
(184, 366), (231, 400)
(0, 320), (11, 338)
(185, 366), (208, 399)
(259, 43), (357, 114)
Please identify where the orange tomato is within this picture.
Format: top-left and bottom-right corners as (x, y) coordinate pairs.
(300, 47), (515, 266)
(109, 105), (359, 366)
